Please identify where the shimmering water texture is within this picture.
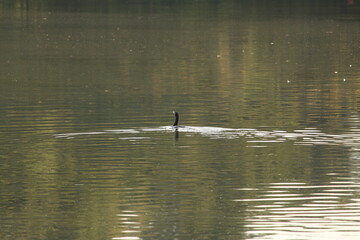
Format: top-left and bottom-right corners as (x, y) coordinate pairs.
(1, 1), (359, 240)
(55, 127), (360, 147)
(235, 179), (360, 240)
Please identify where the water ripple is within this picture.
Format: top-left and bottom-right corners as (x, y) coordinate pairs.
(54, 126), (360, 148)
(233, 179), (360, 240)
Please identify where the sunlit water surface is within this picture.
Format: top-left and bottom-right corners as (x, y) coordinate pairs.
(0, 1), (360, 240)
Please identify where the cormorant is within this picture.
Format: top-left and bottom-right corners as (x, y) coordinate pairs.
(173, 111), (179, 126)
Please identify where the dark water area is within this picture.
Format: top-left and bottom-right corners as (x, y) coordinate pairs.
(0, 1), (359, 240)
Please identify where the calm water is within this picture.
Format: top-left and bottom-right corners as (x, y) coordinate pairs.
(1, 1), (360, 240)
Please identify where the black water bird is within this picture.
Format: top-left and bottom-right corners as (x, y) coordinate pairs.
(173, 111), (179, 126)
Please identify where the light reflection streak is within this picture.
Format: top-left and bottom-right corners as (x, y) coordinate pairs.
(114, 210), (142, 240)
(54, 127), (360, 147)
(234, 179), (360, 240)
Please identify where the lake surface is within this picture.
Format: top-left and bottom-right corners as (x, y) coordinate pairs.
(0, 1), (359, 239)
